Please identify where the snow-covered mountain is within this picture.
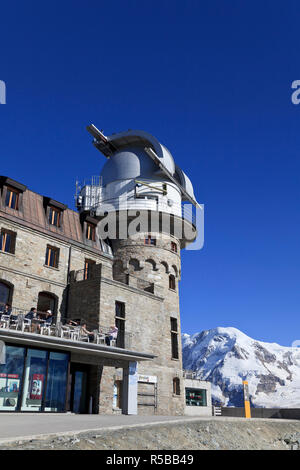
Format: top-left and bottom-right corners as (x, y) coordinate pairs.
(182, 327), (300, 408)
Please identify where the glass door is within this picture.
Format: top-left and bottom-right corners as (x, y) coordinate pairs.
(70, 364), (88, 414)
(21, 349), (48, 411)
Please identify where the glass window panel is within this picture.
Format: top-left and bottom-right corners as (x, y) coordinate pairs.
(0, 346), (25, 411)
(0, 282), (11, 305)
(21, 349), (47, 411)
(44, 352), (69, 412)
(73, 371), (87, 414)
(5, 189), (18, 209)
(185, 388), (207, 406)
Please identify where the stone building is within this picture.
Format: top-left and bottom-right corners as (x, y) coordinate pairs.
(0, 127), (200, 415)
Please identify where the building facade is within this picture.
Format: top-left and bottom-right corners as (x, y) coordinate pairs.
(0, 127), (199, 415)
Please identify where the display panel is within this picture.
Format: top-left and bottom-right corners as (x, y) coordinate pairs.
(185, 388), (207, 406)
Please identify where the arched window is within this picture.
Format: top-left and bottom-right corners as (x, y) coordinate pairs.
(145, 259), (157, 271)
(37, 292), (58, 315)
(169, 274), (176, 291)
(160, 261), (169, 274)
(129, 258), (140, 272)
(0, 280), (13, 307)
(173, 377), (180, 396)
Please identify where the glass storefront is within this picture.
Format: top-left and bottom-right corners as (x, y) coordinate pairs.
(0, 346), (25, 411)
(21, 349), (48, 411)
(0, 343), (70, 412)
(45, 352), (69, 412)
(185, 388), (207, 407)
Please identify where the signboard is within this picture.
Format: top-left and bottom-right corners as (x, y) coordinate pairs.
(30, 374), (44, 400)
(138, 374), (157, 384)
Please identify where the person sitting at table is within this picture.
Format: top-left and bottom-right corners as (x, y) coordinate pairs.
(0, 303), (12, 327)
(80, 323), (95, 342)
(45, 310), (53, 325)
(105, 325), (118, 346)
(25, 307), (37, 320)
(25, 308), (41, 333)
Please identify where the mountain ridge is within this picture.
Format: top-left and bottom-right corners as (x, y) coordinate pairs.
(182, 326), (300, 407)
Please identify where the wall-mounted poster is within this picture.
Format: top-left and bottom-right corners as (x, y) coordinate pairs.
(30, 374), (44, 400)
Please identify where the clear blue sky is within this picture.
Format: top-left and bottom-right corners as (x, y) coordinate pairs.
(1, 1), (300, 346)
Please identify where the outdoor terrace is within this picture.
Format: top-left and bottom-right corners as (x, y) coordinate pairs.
(0, 304), (132, 349)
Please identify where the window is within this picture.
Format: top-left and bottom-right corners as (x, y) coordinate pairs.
(144, 235), (156, 246)
(0, 346), (26, 411)
(49, 206), (61, 227)
(86, 223), (96, 241)
(170, 317), (179, 359)
(186, 388), (207, 407)
(84, 259), (96, 280)
(173, 377), (181, 395)
(0, 229), (16, 254)
(0, 280), (13, 306)
(37, 292), (57, 315)
(171, 242), (177, 253)
(115, 301), (125, 348)
(45, 245), (59, 268)
(21, 349), (48, 412)
(169, 274), (176, 291)
(5, 187), (19, 210)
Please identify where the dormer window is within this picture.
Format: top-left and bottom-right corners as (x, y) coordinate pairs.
(86, 222), (96, 241)
(43, 197), (67, 230)
(5, 187), (20, 210)
(49, 206), (61, 227)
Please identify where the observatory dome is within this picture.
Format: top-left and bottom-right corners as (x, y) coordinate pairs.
(101, 146), (163, 186)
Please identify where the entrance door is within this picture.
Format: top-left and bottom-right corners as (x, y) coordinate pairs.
(69, 364), (89, 414)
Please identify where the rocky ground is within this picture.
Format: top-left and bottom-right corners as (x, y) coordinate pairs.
(0, 418), (300, 450)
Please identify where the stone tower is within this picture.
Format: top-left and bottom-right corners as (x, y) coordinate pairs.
(77, 126), (200, 415)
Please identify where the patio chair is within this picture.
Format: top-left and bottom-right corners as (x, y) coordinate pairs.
(0, 315), (11, 329)
(22, 318), (31, 333)
(60, 325), (72, 339)
(10, 314), (23, 331)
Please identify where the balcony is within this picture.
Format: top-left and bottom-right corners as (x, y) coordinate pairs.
(0, 304), (132, 350)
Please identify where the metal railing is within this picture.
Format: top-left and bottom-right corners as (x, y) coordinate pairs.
(183, 370), (198, 379)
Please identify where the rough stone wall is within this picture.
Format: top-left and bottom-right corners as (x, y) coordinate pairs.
(109, 232), (185, 416)
(0, 216), (112, 319)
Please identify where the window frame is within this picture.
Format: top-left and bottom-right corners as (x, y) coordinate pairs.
(86, 222), (96, 242)
(5, 187), (20, 210)
(115, 301), (125, 348)
(169, 274), (176, 291)
(45, 245), (60, 269)
(84, 259), (96, 280)
(173, 377), (181, 396)
(170, 317), (179, 359)
(48, 206), (61, 227)
(144, 235), (156, 246)
(171, 241), (177, 253)
(0, 228), (16, 254)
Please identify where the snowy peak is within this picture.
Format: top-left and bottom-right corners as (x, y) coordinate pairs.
(182, 327), (300, 408)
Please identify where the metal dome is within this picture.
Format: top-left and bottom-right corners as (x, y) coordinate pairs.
(101, 146), (158, 186)
(87, 125), (199, 207)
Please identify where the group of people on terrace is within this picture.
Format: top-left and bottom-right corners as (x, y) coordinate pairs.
(0, 303), (118, 346)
